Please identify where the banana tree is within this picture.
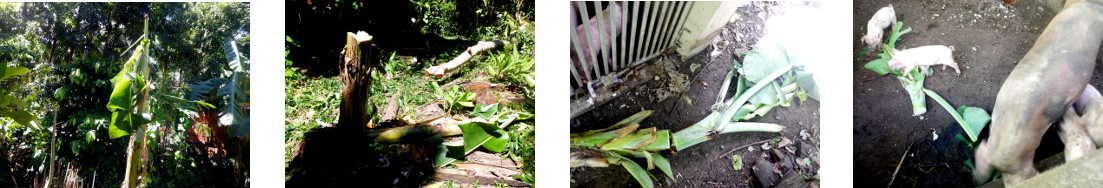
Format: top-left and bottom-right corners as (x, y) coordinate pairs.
(105, 15), (153, 188)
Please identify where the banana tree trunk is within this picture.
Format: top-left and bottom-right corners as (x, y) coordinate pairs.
(122, 15), (151, 188)
(338, 31), (382, 133)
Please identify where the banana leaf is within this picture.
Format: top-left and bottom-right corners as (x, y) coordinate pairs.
(220, 38), (250, 136)
(0, 65), (29, 81)
(925, 89), (990, 141)
(0, 108), (35, 125)
(600, 127), (657, 151)
(435, 121), (510, 167)
(570, 110), (652, 147)
(606, 154), (654, 188)
(106, 40), (150, 139)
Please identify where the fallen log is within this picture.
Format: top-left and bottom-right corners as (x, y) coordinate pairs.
(424, 40), (509, 77)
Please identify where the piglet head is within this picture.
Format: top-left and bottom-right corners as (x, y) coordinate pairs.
(888, 50), (904, 70)
(862, 35), (881, 50)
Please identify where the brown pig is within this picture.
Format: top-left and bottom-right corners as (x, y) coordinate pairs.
(975, 0), (1103, 186)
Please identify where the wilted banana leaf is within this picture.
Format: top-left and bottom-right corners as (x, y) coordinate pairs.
(436, 121), (510, 167)
(741, 35), (820, 106)
(651, 153), (673, 179)
(600, 127), (657, 151)
(471, 103), (499, 120)
(570, 110), (652, 147)
(925, 88), (990, 141)
(606, 154), (654, 188)
(640, 130), (670, 151)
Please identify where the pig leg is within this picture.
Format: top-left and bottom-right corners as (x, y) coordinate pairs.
(977, 0), (1103, 186)
(1058, 107), (1096, 161)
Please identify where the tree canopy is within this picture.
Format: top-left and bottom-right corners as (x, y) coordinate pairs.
(0, 2), (250, 187)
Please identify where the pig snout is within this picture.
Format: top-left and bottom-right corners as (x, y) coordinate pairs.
(1059, 107), (1097, 161)
(1074, 85), (1103, 146)
(862, 5), (895, 51)
(862, 33), (881, 50)
(973, 140), (995, 184)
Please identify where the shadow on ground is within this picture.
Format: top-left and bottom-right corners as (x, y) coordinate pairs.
(285, 126), (440, 187)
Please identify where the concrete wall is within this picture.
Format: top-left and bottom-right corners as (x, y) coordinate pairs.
(675, 1), (739, 60)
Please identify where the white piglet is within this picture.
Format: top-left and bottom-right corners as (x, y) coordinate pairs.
(863, 5), (896, 50)
(889, 45), (960, 75)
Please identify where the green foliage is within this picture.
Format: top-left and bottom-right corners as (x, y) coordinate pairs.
(219, 38), (250, 136)
(438, 84), (476, 114)
(435, 121), (509, 167)
(485, 45), (535, 89)
(925, 89), (990, 141)
(0, 61), (36, 125)
(731, 155), (743, 170)
(570, 111), (678, 187)
(106, 37), (151, 139)
(741, 36), (819, 105)
(0, 3), (250, 187)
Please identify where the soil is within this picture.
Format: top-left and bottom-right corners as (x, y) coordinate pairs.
(853, 0), (1103, 187)
(570, 2), (821, 187)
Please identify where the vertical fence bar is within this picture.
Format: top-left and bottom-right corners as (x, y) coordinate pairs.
(652, 1), (670, 56)
(647, 2), (663, 58)
(660, 2), (684, 53)
(669, 2), (693, 52)
(570, 2), (593, 83)
(576, 1), (599, 81)
(619, 1), (629, 70)
(635, 2), (652, 62)
(656, 2), (679, 53)
(629, 1), (641, 65)
(594, 1), (610, 76)
(609, 1), (620, 72)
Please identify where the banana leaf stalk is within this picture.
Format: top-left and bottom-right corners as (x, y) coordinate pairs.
(569, 110), (780, 187)
(710, 63), (802, 133)
(924, 88), (990, 141)
(897, 70), (927, 116)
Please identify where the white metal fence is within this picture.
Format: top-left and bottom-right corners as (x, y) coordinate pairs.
(570, 1), (693, 89)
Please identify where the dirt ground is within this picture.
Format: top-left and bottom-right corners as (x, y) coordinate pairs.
(570, 2), (821, 187)
(853, 0), (1103, 187)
